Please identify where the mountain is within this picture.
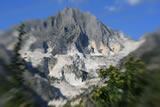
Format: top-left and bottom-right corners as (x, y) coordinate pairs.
(0, 8), (143, 106)
(122, 29), (160, 70)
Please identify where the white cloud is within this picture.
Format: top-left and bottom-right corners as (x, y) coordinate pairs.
(56, 0), (63, 3)
(104, 0), (155, 13)
(126, 0), (142, 6)
(114, 0), (143, 6)
(105, 6), (120, 12)
(55, 0), (86, 3)
(108, 7), (117, 12)
(104, 0), (123, 12)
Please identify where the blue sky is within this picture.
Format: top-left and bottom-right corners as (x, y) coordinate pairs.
(0, 0), (160, 40)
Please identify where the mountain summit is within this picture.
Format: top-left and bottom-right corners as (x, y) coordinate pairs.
(0, 8), (144, 106)
(20, 7), (128, 56)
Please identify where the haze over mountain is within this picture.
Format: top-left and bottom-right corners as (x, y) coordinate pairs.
(0, 8), (153, 106)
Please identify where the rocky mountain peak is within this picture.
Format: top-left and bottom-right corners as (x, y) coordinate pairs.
(0, 8), (144, 106)
(55, 7), (96, 25)
(42, 8), (128, 56)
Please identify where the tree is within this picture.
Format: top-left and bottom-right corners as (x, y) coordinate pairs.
(8, 24), (26, 87)
(0, 24), (38, 107)
(92, 57), (149, 107)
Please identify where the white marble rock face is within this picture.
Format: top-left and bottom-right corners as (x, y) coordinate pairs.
(0, 7), (144, 106)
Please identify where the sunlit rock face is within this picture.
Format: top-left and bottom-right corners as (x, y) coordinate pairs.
(0, 7), (143, 106)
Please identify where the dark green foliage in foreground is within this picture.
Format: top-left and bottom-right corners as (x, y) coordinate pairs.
(141, 46), (160, 65)
(8, 24), (26, 87)
(135, 68), (160, 107)
(0, 24), (39, 107)
(92, 57), (150, 107)
(64, 56), (160, 107)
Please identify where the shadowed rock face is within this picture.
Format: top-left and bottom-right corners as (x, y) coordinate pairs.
(0, 44), (62, 106)
(0, 8), (142, 106)
(124, 31), (160, 70)
(0, 8), (127, 55)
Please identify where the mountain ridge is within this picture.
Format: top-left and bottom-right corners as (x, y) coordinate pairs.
(0, 7), (144, 106)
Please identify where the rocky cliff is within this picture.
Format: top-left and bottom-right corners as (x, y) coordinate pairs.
(0, 8), (143, 106)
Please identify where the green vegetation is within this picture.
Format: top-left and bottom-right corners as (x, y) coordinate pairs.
(141, 46), (160, 64)
(63, 56), (160, 107)
(7, 24), (26, 87)
(0, 24), (39, 107)
(136, 69), (160, 107)
(91, 57), (160, 107)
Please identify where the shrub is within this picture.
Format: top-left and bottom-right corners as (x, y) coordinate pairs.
(92, 57), (148, 107)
